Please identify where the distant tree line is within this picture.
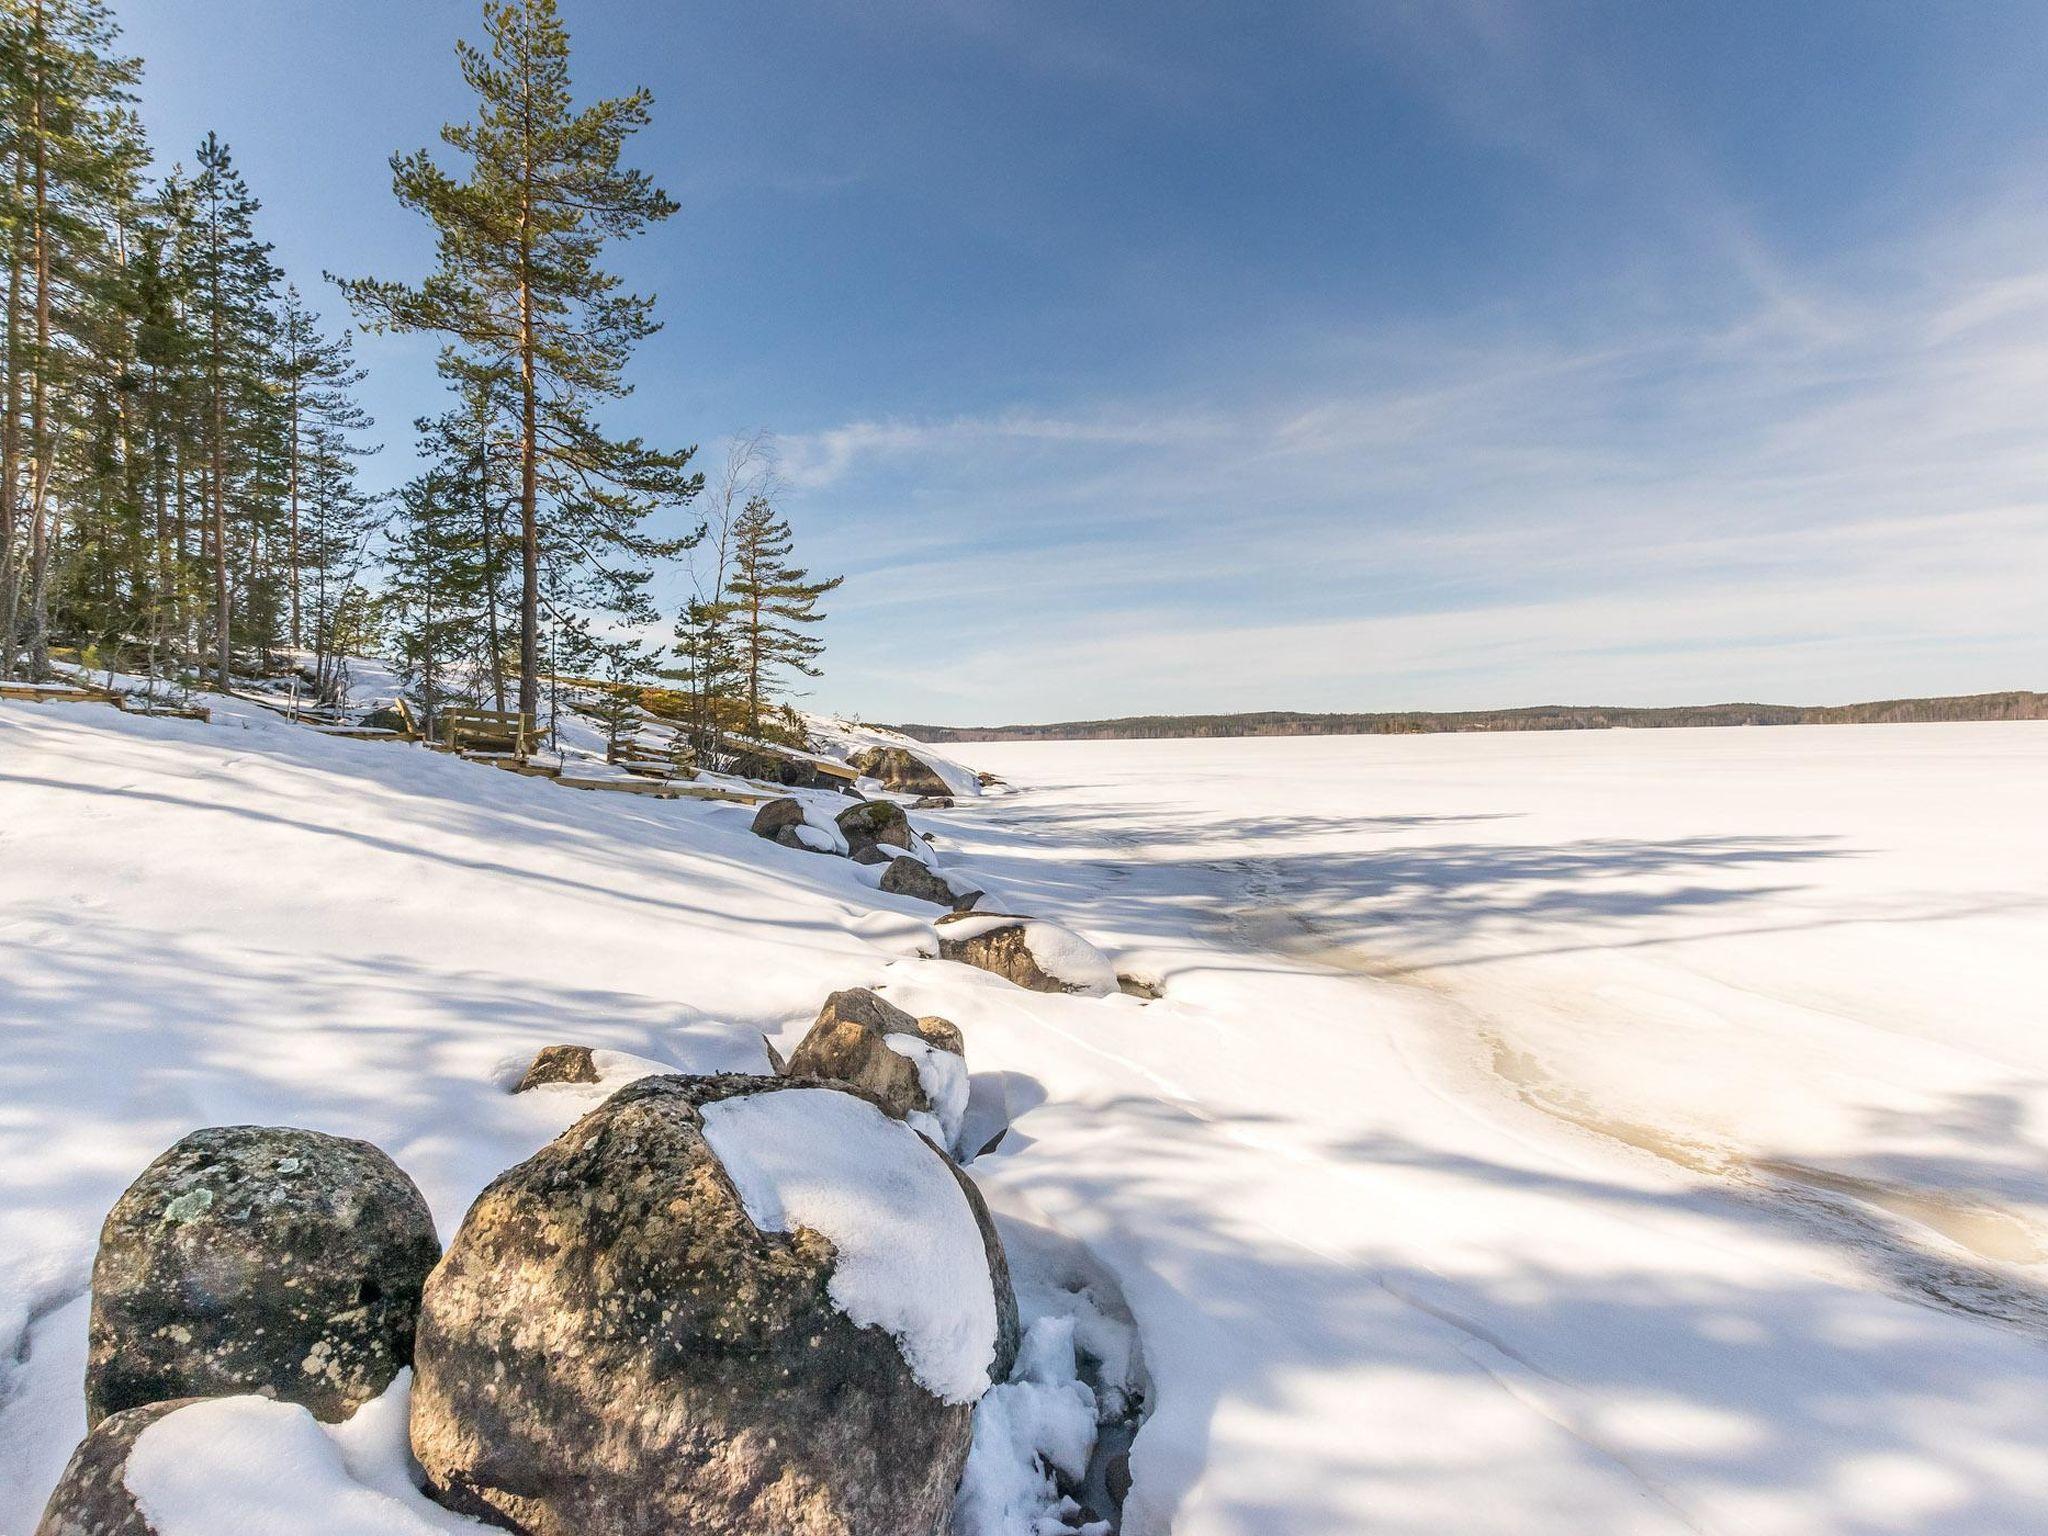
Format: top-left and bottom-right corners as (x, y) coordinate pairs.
(895, 692), (2048, 743)
(0, 0), (838, 753)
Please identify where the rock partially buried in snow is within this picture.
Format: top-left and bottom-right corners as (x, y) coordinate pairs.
(33, 1398), (190, 1536)
(86, 1126), (441, 1427)
(751, 796), (814, 849)
(409, 1074), (1018, 1536)
(879, 853), (978, 909)
(514, 1043), (600, 1090)
(783, 988), (971, 1150)
(849, 746), (954, 797)
(836, 798), (915, 862)
(934, 913), (1119, 997)
(35, 1382), (468, 1536)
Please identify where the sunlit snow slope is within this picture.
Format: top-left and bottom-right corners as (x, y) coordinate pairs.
(6, 703), (2048, 1535)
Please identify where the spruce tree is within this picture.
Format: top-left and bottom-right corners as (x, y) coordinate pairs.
(337, 0), (700, 721)
(723, 497), (840, 738)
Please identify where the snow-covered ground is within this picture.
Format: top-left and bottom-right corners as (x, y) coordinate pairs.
(5, 701), (2048, 1534)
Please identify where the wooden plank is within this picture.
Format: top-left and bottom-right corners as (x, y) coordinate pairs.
(0, 682), (113, 703)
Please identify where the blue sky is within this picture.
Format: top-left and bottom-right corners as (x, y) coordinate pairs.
(115, 1), (2048, 722)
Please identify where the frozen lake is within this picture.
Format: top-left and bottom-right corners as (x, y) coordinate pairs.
(942, 721), (2048, 1532)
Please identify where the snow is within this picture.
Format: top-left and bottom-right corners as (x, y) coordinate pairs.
(124, 1377), (480, 1534)
(699, 1087), (1000, 1403)
(954, 1318), (1105, 1536)
(885, 1031), (972, 1153)
(9, 687), (2048, 1535)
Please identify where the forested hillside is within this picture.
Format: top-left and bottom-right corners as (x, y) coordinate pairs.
(895, 689), (2048, 742)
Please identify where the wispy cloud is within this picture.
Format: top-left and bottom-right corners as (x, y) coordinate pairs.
(795, 186), (2048, 719)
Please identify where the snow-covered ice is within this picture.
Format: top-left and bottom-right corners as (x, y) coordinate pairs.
(7, 694), (2048, 1535)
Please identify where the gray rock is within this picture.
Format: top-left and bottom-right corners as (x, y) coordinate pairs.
(879, 854), (964, 908)
(409, 1074), (1018, 1536)
(34, 1399), (192, 1536)
(516, 1044), (601, 1091)
(781, 989), (963, 1125)
(849, 747), (952, 797)
(86, 1126), (440, 1427)
(750, 796), (813, 850)
(835, 799), (913, 862)
(912, 795), (954, 810)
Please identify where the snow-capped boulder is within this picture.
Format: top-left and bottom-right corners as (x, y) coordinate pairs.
(849, 746), (953, 798)
(879, 853), (979, 910)
(86, 1126), (440, 1427)
(783, 988), (970, 1150)
(409, 1074), (1018, 1536)
(34, 1385), (466, 1536)
(934, 914), (1119, 997)
(33, 1398), (189, 1536)
(836, 799), (914, 862)
(515, 1043), (600, 1090)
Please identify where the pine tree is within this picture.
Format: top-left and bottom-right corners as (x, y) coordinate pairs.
(416, 357), (517, 709)
(386, 466), (487, 736)
(337, 0), (700, 721)
(724, 497), (840, 739)
(186, 132), (280, 685)
(276, 285), (372, 651)
(0, 0), (142, 679)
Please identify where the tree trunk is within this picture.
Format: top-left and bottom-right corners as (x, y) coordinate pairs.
(18, 11), (56, 680)
(287, 351), (301, 650)
(478, 419), (505, 712)
(0, 139), (25, 679)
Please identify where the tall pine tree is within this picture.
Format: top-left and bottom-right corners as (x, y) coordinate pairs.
(337, 0), (699, 720)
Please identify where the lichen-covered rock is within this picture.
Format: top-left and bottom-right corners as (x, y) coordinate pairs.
(409, 1074), (1017, 1536)
(782, 989), (966, 1143)
(934, 914), (1119, 996)
(515, 1044), (600, 1090)
(879, 853), (972, 908)
(850, 746), (953, 797)
(33, 1399), (190, 1536)
(86, 1126), (440, 1427)
(836, 798), (913, 862)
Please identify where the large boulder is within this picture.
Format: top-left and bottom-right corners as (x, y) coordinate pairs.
(33, 1399), (190, 1536)
(934, 914), (1119, 997)
(409, 1074), (1018, 1536)
(782, 989), (969, 1149)
(836, 799), (914, 862)
(850, 746), (953, 798)
(86, 1125), (440, 1427)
